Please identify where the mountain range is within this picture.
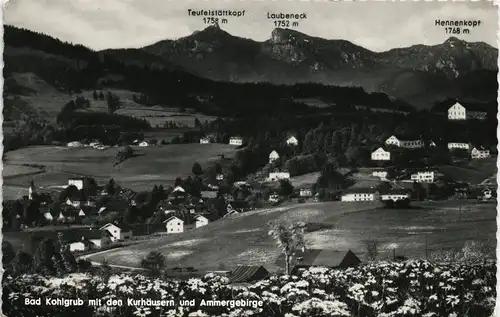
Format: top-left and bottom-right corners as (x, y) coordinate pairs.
(4, 24), (498, 110)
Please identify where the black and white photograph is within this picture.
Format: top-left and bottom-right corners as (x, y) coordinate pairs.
(2, 0), (498, 316)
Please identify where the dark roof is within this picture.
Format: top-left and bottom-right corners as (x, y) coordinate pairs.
(276, 249), (362, 269)
(229, 265), (269, 283)
(342, 187), (378, 194)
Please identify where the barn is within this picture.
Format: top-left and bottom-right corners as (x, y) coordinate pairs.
(229, 265), (270, 283)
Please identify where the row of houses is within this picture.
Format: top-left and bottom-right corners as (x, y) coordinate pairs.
(200, 135), (300, 147)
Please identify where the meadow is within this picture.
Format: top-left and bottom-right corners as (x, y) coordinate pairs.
(85, 199), (496, 272)
(3, 143), (237, 199)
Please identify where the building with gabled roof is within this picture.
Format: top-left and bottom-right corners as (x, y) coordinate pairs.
(164, 216), (184, 233)
(341, 188), (379, 202)
(269, 150), (280, 163)
(371, 147), (391, 161)
(276, 249), (362, 274)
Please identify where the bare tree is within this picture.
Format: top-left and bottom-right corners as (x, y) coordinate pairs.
(268, 221), (306, 275)
(364, 238), (379, 262)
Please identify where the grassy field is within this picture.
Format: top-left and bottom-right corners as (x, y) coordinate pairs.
(439, 157), (497, 185)
(5, 72), (217, 128)
(85, 199), (496, 272)
(3, 144), (237, 199)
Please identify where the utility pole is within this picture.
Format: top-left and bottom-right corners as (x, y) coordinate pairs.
(425, 235), (428, 260)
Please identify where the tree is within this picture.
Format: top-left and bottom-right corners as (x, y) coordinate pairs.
(364, 239), (379, 262)
(99, 259), (112, 282)
(93, 90), (98, 100)
(268, 221), (306, 275)
(2, 241), (15, 265)
(106, 92), (121, 114)
(278, 180), (294, 197)
(105, 179), (117, 196)
(98, 91), (105, 100)
(32, 238), (59, 275)
(141, 251), (165, 276)
(192, 162), (203, 176)
(10, 250), (33, 276)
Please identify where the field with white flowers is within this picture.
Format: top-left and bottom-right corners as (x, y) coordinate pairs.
(3, 260), (496, 317)
(85, 199), (496, 272)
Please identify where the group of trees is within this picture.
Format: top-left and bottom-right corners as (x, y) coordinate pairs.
(3, 237), (91, 277)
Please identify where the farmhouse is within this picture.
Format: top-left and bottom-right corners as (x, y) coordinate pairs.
(68, 177), (85, 190)
(199, 137), (212, 144)
(65, 198), (81, 208)
(67, 230), (106, 252)
(384, 135), (424, 149)
(164, 216), (184, 233)
(100, 223), (133, 242)
(299, 188), (313, 197)
(380, 190), (411, 202)
(43, 212), (54, 221)
(138, 141), (149, 147)
(194, 214), (217, 228)
(229, 265), (270, 283)
(371, 147), (391, 161)
(268, 170), (291, 181)
(341, 188), (379, 202)
(229, 136), (243, 146)
(447, 142), (471, 150)
(67, 141), (83, 147)
(410, 171), (440, 183)
(216, 173), (224, 181)
(372, 170), (388, 179)
(269, 150), (280, 163)
(471, 147), (490, 159)
(285, 135), (299, 146)
(276, 249), (362, 274)
(448, 102), (488, 121)
(268, 194), (280, 203)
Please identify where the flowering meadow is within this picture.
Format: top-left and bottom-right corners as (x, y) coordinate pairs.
(3, 260), (496, 317)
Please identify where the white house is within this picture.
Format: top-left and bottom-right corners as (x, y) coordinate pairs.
(173, 186), (185, 193)
(447, 142), (471, 150)
(371, 147), (391, 161)
(471, 147), (490, 159)
(78, 209), (86, 217)
(199, 137), (212, 144)
(67, 141), (83, 147)
(381, 192), (411, 202)
(44, 212), (53, 221)
(410, 171), (437, 183)
(448, 102), (467, 120)
(195, 215), (210, 228)
(286, 135), (299, 146)
(268, 171), (291, 181)
(269, 150), (280, 163)
(100, 223), (133, 242)
(138, 141), (149, 147)
(66, 198), (81, 208)
(429, 140), (437, 147)
(372, 170), (388, 179)
(164, 216), (184, 233)
(268, 194), (280, 203)
(299, 188), (313, 197)
(216, 174), (224, 181)
(384, 135), (424, 149)
(68, 178), (84, 190)
(69, 241), (88, 252)
(229, 136), (243, 146)
(341, 189), (379, 202)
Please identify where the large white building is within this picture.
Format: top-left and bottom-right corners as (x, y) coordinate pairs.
(269, 150), (280, 163)
(471, 147), (490, 159)
(448, 102), (487, 121)
(410, 171), (438, 183)
(447, 142), (471, 150)
(164, 216), (184, 233)
(381, 191), (411, 202)
(371, 147), (391, 161)
(268, 171), (291, 181)
(385, 135), (424, 149)
(341, 189), (379, 202)
(229, 136), (243, 146)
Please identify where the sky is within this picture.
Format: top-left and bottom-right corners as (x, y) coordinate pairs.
(4, 0), (498, 52)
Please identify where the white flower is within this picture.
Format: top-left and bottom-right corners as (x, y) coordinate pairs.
(133, 307), (152, 317)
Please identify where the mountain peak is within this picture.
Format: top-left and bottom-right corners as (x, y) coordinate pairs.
(444, 36), (465, 45)
(270, 28), (309, 44)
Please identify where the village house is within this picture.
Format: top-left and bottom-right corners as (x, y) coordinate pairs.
(269, 150), (280, 163)
(448, 102), (488, 121)
(447, 142), (471, 150)
(67, 230), (108, 252)
(164, 216), (184, 233)
(372, 170), (388, 179)
(410, 171), (440, 183)
(199, 136), (212, 144)
(380, 190), (411, 202)
(384, 135), (424, 149)
(268, 193), (280, 203)
(299, 188), (313, 198)
(371, 147), (391, 161)
(216, 173), (224, 181)
(285, 135), (299, 146)
(67, 141), (83, 147)
(65, 197), (81, 208)
(194, 214), (217, 228)
(138, 141), (149, 147)
(341, 188), (379, 202)
(276, 249), (362, 275)
(471, 147), (491, 159)
(44, 211), (54, 221)
(268, 170), (291, 182)
(229, 136), (243, 146)
(68, 177), (85, 190)
(100, 223), (133, 242)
